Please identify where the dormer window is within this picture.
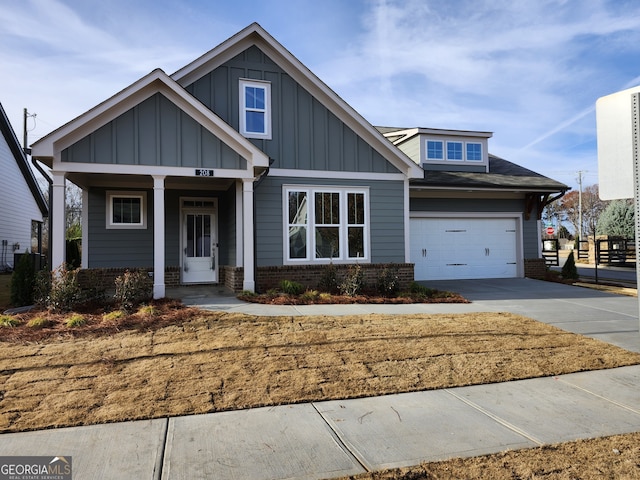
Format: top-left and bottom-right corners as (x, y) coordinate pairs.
(466, 142), (482, 161)
(446, 141), (463, 161)
(426, 140), (444, 160)
(424, 137), (486, 165)
(239, 79), (271, 139)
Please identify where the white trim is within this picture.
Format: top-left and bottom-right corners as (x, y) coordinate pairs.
(81, 188), (89, 268)
(242, 179), (255, 291)
(50, 161), (257, 179)
(270, 168), (407, 181)
(235, 181), (244, 267)
(153, 176), (165, 298)
(105, 191), (147, 229)
(51, 172), (66, 272)
(409, 211), (524, 277)
(404, 178), (411, 263)
(239, 78), (272, 140)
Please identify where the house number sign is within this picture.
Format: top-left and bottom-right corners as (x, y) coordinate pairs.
(195, 169), (214, 177)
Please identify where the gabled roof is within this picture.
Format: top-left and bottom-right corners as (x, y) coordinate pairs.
(172, 23), (424, 179)
(0, 102), (48, 216)
(31, 69), (269, 171)
(412, 154), (570, 193)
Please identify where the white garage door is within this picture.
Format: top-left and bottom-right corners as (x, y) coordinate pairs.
(411, 217), (518, 280)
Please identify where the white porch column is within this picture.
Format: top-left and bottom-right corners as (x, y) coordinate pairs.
(153, 175), (166, 299)
(81, 188), (89, 268)
(242, 178), (255, 291)
(51, 172), (66, 272)
(236, 181), (244, 267)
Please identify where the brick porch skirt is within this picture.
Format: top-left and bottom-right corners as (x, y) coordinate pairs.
(76, 264), (415, 294)
(77, 259), (542, 293)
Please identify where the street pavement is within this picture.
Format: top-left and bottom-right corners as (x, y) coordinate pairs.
(0, 278), (638, 479)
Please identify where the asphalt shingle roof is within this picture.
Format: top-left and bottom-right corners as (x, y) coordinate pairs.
(411, 154), (569, 193)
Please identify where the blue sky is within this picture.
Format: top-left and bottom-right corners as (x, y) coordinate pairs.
(3, 0), (640, 191)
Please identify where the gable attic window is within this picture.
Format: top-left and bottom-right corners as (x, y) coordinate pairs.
(239, 79), (271, 139)
(106, 191), (147, 229)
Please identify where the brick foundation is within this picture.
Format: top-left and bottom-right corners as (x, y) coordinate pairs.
(255, 263), (414, 293)
(75, 263), (415, 294)
(524, 258), (547, 279)
(76, 267), (181, 290)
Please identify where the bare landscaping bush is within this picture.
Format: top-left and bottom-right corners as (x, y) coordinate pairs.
(114, 270), (152, 312)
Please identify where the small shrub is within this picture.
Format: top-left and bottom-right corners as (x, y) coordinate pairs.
(319, 292), (332, 301)
(10, 251), (36, 307)
(240, 290), (257, 298)
(338, 264), (364, 297)
(279, 279), (305, 295)
(300, 289), (320, 302)
(404, 282), (436, 299)
(376, 265), (400, 297)
(137, 305), (157, 317)
(33, 269), (52, 308)
(114, 270), (152, 312)
(66, 313), (86, 328)
(47, 267), (83, 313)
(561, 251), (579, 280)
(318, 264), (339, 293)
(102, 310), (125, 322)
(0, 315), (20, 327)
(27, 316), (51, 329)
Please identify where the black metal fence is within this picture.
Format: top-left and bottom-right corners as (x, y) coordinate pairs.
(596, 238), (636, 266)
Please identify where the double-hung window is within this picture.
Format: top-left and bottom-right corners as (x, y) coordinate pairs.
(106, 191), (147, 229)
(239, 79), (271, 139)
(285, 186), (369, 263)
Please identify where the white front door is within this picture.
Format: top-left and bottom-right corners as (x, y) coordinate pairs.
(182, 209), (218, 283)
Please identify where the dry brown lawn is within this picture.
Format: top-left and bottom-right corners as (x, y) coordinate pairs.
(1, 306), (639, 479)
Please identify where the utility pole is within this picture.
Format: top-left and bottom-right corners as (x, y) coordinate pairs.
(22, 108), (36, 154)
(576, 170), (585, 241)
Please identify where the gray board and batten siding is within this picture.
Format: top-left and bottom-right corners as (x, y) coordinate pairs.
(86, 186), (236, 269)
(255, 176), (406, 267)
(410, 197), (540, 259)
(62, 93), (247, 170)
(185, 45), (401, 174)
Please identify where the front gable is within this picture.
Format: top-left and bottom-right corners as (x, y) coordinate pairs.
(32, 69), (269, 177)
(173, 23), (423, 179)
(63, 92), (247, 171)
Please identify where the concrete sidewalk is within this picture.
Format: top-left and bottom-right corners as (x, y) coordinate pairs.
(1, 278), (639, 479)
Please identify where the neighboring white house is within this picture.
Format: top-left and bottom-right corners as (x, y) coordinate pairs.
(0, 102), (48, 271)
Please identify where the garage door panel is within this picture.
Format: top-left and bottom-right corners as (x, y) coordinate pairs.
(412, 217), (519, 281)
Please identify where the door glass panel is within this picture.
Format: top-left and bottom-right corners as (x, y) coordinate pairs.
(186, 214), (211, 258)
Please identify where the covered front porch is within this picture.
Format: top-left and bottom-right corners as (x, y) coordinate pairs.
(50, 171), (260, 299)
